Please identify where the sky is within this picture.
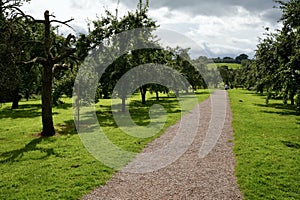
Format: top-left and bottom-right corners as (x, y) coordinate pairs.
(21, 0), (284, 59)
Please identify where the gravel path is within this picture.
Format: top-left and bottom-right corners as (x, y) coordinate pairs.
(83, 90), (243, 200)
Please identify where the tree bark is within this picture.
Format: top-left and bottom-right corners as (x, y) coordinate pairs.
(290, 91), (295, 106)
(41, 11), (55, 137)
(155, 91), (159, 101)
(41, 62), (55, 137)
(121, 95), (126, 113)
(11, 89), (20, 109)
(175, 89), (179, 97)
(140, 86), (147, 105)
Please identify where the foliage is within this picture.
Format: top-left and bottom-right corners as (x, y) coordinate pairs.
(0, 0), (33, 107)
(238, 0), (300, 111)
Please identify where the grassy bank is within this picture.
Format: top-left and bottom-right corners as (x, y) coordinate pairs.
(228, 89), (300, 200)
(0, 90), (210, 199)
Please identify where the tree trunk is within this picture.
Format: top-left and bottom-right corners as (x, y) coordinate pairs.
(175, 89), (179, 97)
(140, 86), (147, 105)
(155, 91), (159, 101)
(11, 89), (20, 109)
(290, 91), (295, 105)
(41, 62), (55, 137)
(122, 96), (126, 113)
(41, 11), (55, 137)
(283, 90), (288, 105)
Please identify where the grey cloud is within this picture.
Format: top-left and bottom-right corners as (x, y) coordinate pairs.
(260, 8), (282, 24)
(119, 0), (284, 24)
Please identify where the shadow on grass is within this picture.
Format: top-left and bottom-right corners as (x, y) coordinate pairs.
(0, 102), (72, 120)
(282, 141), (300, 149)
(195, 90), (211, 95)
(0, 137), (59, 163)
(56, 120), (78, 136)
(82, 98), (181, 128)
(0, 104), (42, 119)
(254, 103), (298, 116)
(0, 104), (54, 119)
(55, 103), (73, 110)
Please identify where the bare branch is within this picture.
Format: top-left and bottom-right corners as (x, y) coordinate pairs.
(50, 18), (75, 30)
(64, 34), (76, 46)
(53, 48), (77, 64)
(34, 20), (46, 24)
(10, 6), (35, 21)
(24, 57), (47, 65)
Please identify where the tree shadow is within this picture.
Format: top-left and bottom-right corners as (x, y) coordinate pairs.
(282, 141), (300, 149)
(0, 137), (59, 163)
(56, 120), (78, 136)
(55, 103), (73, 110)
(78, 98), (181, 129)
(254, 103), (298, 116)
(0, 103), (59, 119)
(195, 90), (211, 95)
(0, 104), (42, 119)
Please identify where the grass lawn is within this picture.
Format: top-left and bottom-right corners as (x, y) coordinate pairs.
(0, 90), (210, 200)
(207, 63), (241, 69)
(228, 89), (300, 200)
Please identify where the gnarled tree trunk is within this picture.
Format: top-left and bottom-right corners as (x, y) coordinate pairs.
(41, 61), (55, 137)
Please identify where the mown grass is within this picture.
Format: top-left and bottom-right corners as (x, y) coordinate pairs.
(0, 90), (210, 200)
(228, 89), (300, 200)
(207, 63), (241, 69)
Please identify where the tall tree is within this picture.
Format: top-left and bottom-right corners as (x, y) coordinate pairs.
(88, 0), (158, 110)
(24, 11), (76, 136)
(0, 0), (32, 108)
(241, 0), (300, 109)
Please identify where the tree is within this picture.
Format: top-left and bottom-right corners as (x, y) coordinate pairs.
(240, 0), (300, 110)
(235, 53), (249, 64)
(24, 11), (76, 137)
(0, 0), (33, 108)
(217, 66), (235, 88)
(88, 0), (158, 110)
(275, 0), (300, 106)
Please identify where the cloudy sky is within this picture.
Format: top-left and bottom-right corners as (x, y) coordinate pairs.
(22, 0), (283, 58)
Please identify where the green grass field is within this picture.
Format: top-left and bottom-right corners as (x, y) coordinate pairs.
(207, 63), (241, 69)
(0, 90), (210, 199)
(228, 89), (300, 200)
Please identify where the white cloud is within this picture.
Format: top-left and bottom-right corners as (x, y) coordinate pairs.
(21, 0), (282, 58)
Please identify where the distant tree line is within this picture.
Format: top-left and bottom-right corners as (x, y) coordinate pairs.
(212, 54), (249, 64)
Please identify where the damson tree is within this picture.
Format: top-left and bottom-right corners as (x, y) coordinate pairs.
(0, 0), (32, 108)
(240, 0), (300, 110)
(86, 0), (159, 110)
(275, 0), (300, 106)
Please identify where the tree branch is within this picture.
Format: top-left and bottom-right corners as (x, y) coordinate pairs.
(10, 6), (35, 21)
(52, 48), (76, 64)
(24, 57), (47, 65)
(50, 19), (75, 30)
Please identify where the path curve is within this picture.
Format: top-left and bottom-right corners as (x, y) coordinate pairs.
(83, 90), (243, 200)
